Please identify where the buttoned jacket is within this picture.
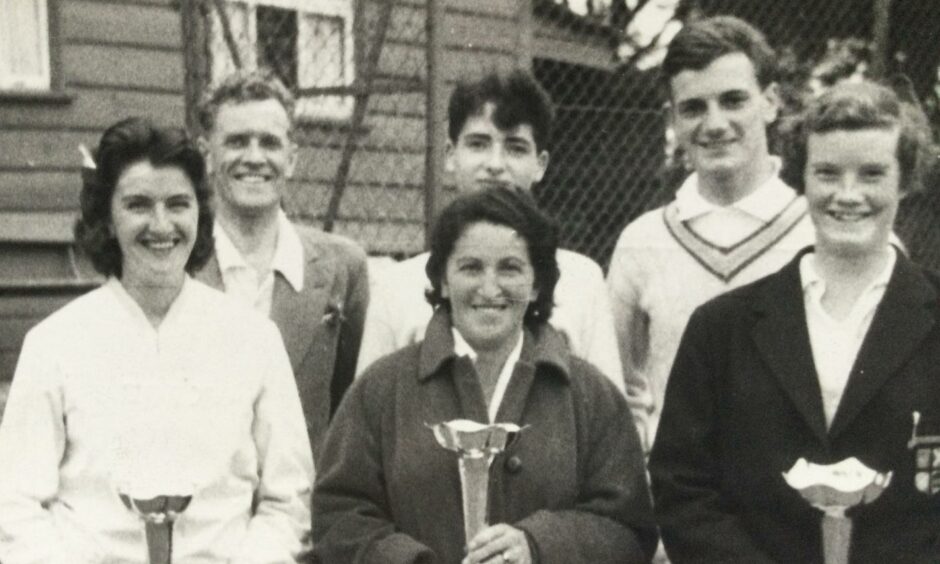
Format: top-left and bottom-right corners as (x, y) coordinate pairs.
(313, 310), (657, 564)
(650, 248), (940, 563)
(197, 223), (368, 463)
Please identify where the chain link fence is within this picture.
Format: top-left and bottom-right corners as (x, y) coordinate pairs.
(187, 0), (940, 270)
(530, 0), (940, 270)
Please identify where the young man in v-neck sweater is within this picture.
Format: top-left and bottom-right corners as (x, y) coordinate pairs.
(606, 16), (815, 455)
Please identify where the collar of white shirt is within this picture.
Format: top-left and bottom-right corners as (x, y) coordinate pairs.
(800, 245), (896, 305)
(674, 157), (796, 222)
(452, 327), (524, 422)
(105, 274), (198, 333)
(213, 210), (305, 292)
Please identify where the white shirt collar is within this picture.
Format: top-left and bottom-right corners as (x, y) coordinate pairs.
(105, 274), (197, 332)
(452, 327), (525, 422)
(213, 210), (305, 292)
(800, 246), (896, 294)
(674, 157), (796, 222)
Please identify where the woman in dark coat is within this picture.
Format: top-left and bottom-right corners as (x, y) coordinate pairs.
(312, 187), (656, 564)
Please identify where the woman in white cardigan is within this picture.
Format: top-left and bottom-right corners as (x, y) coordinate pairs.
(0, 117), (313, 564)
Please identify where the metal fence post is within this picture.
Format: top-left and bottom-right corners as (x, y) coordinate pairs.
(180, 0), (207, 135)
(424, 0), (446, 249)
(870, 0), (893, 77)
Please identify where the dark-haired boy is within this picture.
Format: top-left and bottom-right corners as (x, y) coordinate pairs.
(357, 69), (627, 397)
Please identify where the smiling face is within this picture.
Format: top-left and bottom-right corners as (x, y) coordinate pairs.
(805, 127), (902, 259)
(110, 160), (198, 290)
(203, 98), (297, 219)
(446, 102), (549, 193)
(670, 52), (779, 196)
(442, 222), (538, 355)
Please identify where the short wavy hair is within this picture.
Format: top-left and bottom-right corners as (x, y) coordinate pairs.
(662, 15), (778, 92)
(447, 69), (554, 152)
(74, 117), (214, 277)
(197, 68), (295, 136)
(781, 80), (934, 195)
(425, 187), (560, 330)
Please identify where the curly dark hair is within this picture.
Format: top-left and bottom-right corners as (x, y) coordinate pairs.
(781, 80), (935, 196)
(74, 117), (214, 277)
(447, 69), (554, 152)
(662, 15), (778, 92)
(425, 187), (560, 330)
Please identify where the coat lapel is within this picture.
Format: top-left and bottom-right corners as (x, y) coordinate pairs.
(750, 250), (830, 444)
(828, 255), (938, 439)
(270, 232), (334, 373)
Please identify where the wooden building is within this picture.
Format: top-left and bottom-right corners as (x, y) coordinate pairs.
(0, 0), (560, 408)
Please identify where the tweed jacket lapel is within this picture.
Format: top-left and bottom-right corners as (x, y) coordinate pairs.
(827, 254), (938, 439)
(196, 229), (336, 374)
(750, 249), (829, 444)
(270, 230), (334, 373)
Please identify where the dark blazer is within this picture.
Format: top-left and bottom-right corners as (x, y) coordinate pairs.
(649, 248), (940, 563)
(197, 223), (368, 463)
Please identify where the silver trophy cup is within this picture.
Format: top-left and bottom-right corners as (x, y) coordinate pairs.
(430, 419), (523, 544)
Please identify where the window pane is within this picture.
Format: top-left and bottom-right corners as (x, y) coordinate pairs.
(298, 11), (352, 120)
(208, 0), (355, 120)
(0, 0), (50, 90)
(256, 5), (298, 90)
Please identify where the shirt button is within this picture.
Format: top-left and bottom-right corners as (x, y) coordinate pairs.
(505, 455), (522, 474)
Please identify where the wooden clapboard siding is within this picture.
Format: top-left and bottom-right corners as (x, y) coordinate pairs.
(286, 183), (425, 223)
(0, 0), (537, 390)
(0, 0), (185, 387)
(0, 0), (185, 226)
(62, 0), (182, 48)
(293, 0), (526, 255)
(0, 88), (184, 131)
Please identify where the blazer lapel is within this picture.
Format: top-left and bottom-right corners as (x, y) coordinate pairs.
(751, 251), (830, 444)
(828, 255), (938, 439)
(270, 233), (334, 373)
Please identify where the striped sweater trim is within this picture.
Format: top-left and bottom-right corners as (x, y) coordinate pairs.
(662, 196), (808, 283)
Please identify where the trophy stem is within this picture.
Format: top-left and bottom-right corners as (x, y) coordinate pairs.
(459, 456), (492, 544)
(821, 514), (852, 564)
(143, 522), (173, 564)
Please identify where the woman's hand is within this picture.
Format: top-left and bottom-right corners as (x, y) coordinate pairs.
(462, 523), (533, 564)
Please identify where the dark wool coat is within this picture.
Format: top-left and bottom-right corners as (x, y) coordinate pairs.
(650, 249), (940, 563)
(312, 310), (657, 564)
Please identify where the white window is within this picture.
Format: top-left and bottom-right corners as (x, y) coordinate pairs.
(210, 0), (355, 121)
(0, 0), (51, 91)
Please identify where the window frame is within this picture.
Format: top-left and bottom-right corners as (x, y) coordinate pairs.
(0, 0), (69, 104)
(209, 0), (356, 122)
